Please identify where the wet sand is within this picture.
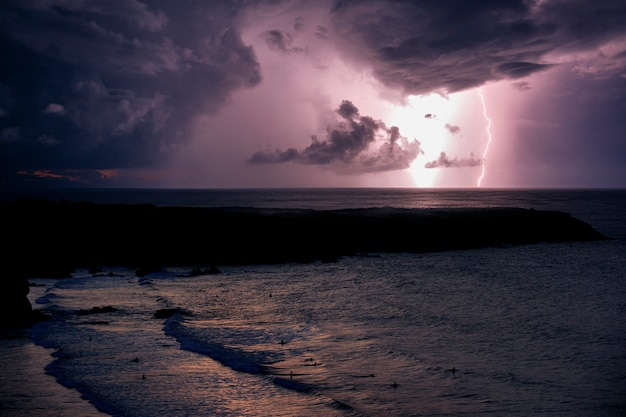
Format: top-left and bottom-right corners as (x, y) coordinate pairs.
(0, 337), (110, 417)
(0, 285), (108, 417)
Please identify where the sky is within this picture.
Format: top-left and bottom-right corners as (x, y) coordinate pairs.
(1, 0), (625, 189)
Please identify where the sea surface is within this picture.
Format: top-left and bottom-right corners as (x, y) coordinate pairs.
(1, 188), (625, 416)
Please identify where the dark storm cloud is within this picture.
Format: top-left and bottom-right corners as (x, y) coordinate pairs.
(425, 152), (482, 169)
(512, 81), (532, 91)
(43, 103), (66, 115)
(0, 0), (261, 184)
(294, 16), (305, 32)
(2, 0), (626, 187)
(264, 29), (306, 54)
(329, 0), (626, 94)
(315, 26), (330, 40)
(249, 100), (423, 174)
(495, 62), (553, 78)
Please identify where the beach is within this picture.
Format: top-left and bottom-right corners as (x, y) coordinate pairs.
(1, 188), (625, 416)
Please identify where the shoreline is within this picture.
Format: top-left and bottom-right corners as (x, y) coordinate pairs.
(0, 334), (110, 417)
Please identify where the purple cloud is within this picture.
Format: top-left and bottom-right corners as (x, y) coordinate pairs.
(330, 0), (626, 94)
(249, 100), (423, 174)
(445, 124), (461, 135)
(425, 152), (482, 169)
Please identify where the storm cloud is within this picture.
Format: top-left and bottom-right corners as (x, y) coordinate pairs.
(249, 100), (423, 174)
(425, 152), (483, 169)
(1, 0), (625, 187)
(0, 0), (261, 184)
(329, 0), (626, 95)
(264, 29), (306, 55)
(445, 124), (461, 135)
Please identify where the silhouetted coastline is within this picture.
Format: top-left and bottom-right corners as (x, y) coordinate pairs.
(3, 198), (608, 278)
(0, 196), (600, 329)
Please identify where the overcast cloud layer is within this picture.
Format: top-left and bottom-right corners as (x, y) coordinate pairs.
(1, 0), (625, 187)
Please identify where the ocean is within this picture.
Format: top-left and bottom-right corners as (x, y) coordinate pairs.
(1, 188), (625, 416)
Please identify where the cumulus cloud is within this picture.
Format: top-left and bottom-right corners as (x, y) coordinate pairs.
(43, 103), (66, 115)
(425, 152), (482, 169)
(264, 29), (306, 55)
(249, 100), (423, 174)
(512, 81), (532, 91)
(445, 124), (461, 135)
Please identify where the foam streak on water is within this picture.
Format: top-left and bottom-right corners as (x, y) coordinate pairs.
(27, 238), (626, 417)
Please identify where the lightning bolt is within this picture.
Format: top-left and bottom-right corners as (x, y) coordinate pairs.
(477, 87), (492, 188)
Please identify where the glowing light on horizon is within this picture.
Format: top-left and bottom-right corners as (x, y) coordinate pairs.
(389, 94), (455, 187)
(477, 87), (492, 188)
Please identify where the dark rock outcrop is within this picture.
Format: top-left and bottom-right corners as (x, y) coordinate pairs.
(1, 199), (609, 279)
(187, 266), (221, 276)
(1, 198), (609, 328)
(0, 273), (48, 330)
(154, 308), (191, 319)
(76, 306), (118, 316)
(135, 265), (163, 278)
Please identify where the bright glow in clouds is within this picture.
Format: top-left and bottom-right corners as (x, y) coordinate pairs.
(387, 94), (456, 187)
(477, 87), (493, 188)
(3, 1), (625, 189)
(386, 90), (491, 188)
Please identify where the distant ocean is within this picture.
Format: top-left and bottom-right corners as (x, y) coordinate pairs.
(1, 187), (625, 236)
(1, 188), (625, 416)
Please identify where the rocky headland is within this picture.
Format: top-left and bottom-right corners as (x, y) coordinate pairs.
(0, 198), (608, 328)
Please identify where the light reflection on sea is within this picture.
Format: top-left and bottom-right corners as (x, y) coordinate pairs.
(25, 236), (626, 416)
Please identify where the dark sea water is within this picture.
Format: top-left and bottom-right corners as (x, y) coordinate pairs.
(1, 188), (625, 416)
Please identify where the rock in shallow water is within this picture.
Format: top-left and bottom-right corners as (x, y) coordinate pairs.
(0, 273), (49, 330)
